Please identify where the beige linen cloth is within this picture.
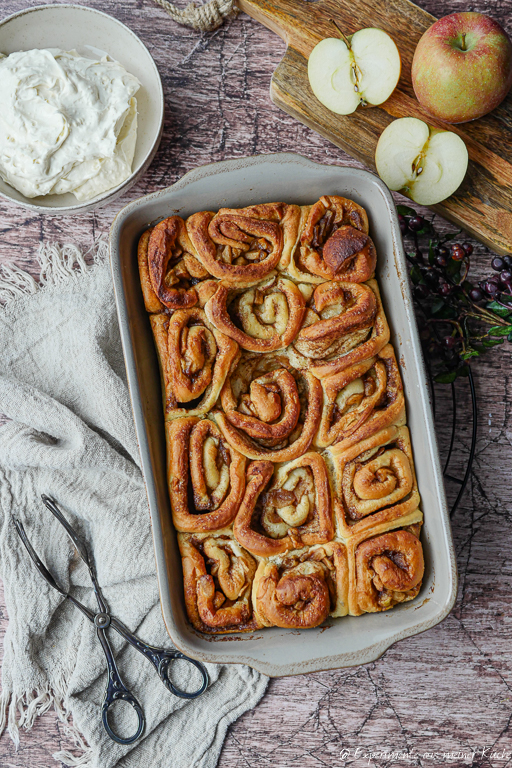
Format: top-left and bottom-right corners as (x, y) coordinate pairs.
(0, 241), (268, 767)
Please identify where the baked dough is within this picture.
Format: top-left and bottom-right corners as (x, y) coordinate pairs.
(138, 196), (425, 634)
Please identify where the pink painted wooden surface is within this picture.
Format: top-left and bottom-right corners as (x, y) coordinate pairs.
(1, 1), (512, 766)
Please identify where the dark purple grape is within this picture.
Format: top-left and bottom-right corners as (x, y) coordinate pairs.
(414, 285), (429, 300)
(462, 242), (473, 256)
(419, 327), (431, 341)
(488, 274), (501, 285)
(504, 255), (512, 269)
(439, 282), (452, 296)
(436, 253), (449, 267)
(500, 270), (512, 283)
(443, 336), (456, 349)
(469, 288), (484, 302)
(408, 215), (425, 232)
(483, 280), (500, 296)
(398, 214), (408, 235)
(492, 256), (505, 271)
(436, 245), (449, 258)
(451, 244), (465, 261)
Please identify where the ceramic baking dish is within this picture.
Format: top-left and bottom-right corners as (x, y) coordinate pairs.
(109, 153), (457, 677)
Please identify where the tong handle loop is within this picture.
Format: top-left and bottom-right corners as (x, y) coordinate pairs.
(158, 651), (209, 699)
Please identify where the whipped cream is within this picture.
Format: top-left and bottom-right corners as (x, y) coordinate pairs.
(0, 48), (140, 201)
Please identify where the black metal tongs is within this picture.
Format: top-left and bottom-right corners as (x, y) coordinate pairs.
(13, 495), (208, 745)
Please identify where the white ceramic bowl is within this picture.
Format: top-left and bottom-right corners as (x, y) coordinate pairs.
(0, 4), (164, 214)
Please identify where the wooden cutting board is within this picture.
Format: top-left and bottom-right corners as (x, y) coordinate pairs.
(238, 0), (512, 254)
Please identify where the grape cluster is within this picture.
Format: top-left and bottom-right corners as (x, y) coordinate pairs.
(398, 206), (512, 383)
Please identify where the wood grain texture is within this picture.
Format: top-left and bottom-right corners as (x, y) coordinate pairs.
(239, 0), (512, 254)
(0, 1), (511, 767)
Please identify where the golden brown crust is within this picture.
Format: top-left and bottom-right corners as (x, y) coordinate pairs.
(352, 528), (424, 614)
(178, 532), (262, 633)
(150, 309), (239, 419)
(186, 203), (300, 285)
(214, 354), (323, 462)
(284, 196), (371, 283)
(138, 194), (427, 635)
(329, 426), (420, 539)
(204, 274), (306, 352)
(314, 344), (406, 449)
(289, 279), (390, 379)
(166, 417), (246, 532)
(138, 217), (213, 312)
(233, 453), (334, 557)
(253, 541), (349, 628)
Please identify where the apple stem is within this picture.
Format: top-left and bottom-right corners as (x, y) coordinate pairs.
(329, 19), (351, 49)
(461, 32), (466, 51)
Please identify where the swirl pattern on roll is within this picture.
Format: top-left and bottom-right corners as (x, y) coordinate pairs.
(233, 453), (334, 557)
(329, 425), (420, 538)
(179, 532), (261, 632)
(284, 196), (372, 283)
(253, 542), (349, 628)
(186, 203), (300, 285)
(214, 353), (323, 461)
(150, 308), (239, 418)
(315, 344), (405, 449)
(289, 279), (390, 379)
(167, 417), (246, 532)
(354, 528), (424, 613)
(138, 217), (217, 312)
(204, 274), (306, 352)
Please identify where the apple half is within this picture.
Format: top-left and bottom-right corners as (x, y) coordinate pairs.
(375, 117), (469, 205)
(308, 28), (401, 115)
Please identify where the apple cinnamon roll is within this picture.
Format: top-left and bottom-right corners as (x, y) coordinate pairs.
(233, 453), (333, 557)
(329, 425), (420, 539)
(214, 353), (323, 462)
(186, 203), (300, 285)
(314, 344), (405, 449)
(285, 196), (373, 283)
(289, 279), (390, 379)
(178, 532), (261, 633)
(166, 417), (246, 532)
(138, 217), (217, 313)
(204, 273), (306, 352)
(253, 542), (349, 628)
(151, 308), (239, 419)
(352, 527), (424, 614)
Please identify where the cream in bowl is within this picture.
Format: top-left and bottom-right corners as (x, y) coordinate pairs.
(0, 48), (140, 202)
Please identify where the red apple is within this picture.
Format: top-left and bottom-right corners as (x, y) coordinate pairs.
(411, 12), (512, 124)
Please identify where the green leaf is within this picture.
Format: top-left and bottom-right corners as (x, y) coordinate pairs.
(396, 204), (417, 217)
(441, 231), (461, 243)
(410, 264), (422, 285)
(457, 365), (470, 377)
(435, 371), (457, 383)
(482, 337), (504, 347)
(428, 240), (435, 266)
(488, 325), (512, 336)
(445, 259), (461, 279)
(430, 298), (445, 315)
(508, 332), (512, 342)
(486, 301), (512, 318)
(433, 304), (458, 320)
(460, 349), (480, 360)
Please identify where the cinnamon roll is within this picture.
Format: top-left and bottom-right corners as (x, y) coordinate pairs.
(284, 196), (373, 283)
(166, 417), (246, 532)
(204, 273), (306, 352)
(253, 542), (349, 628)
(314, 344), (405, 449)
(150, 308), (239, 419)
(329, 425), (420, 539)
(186, 203), (300, 285)
(289, 279), (390, 379)
(178, 532), (261, 633)
(233, 453), (334, 557)
(214, 352), (323, 462)
(138, 217), (216, 312)
(351, 526), (424, 614)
